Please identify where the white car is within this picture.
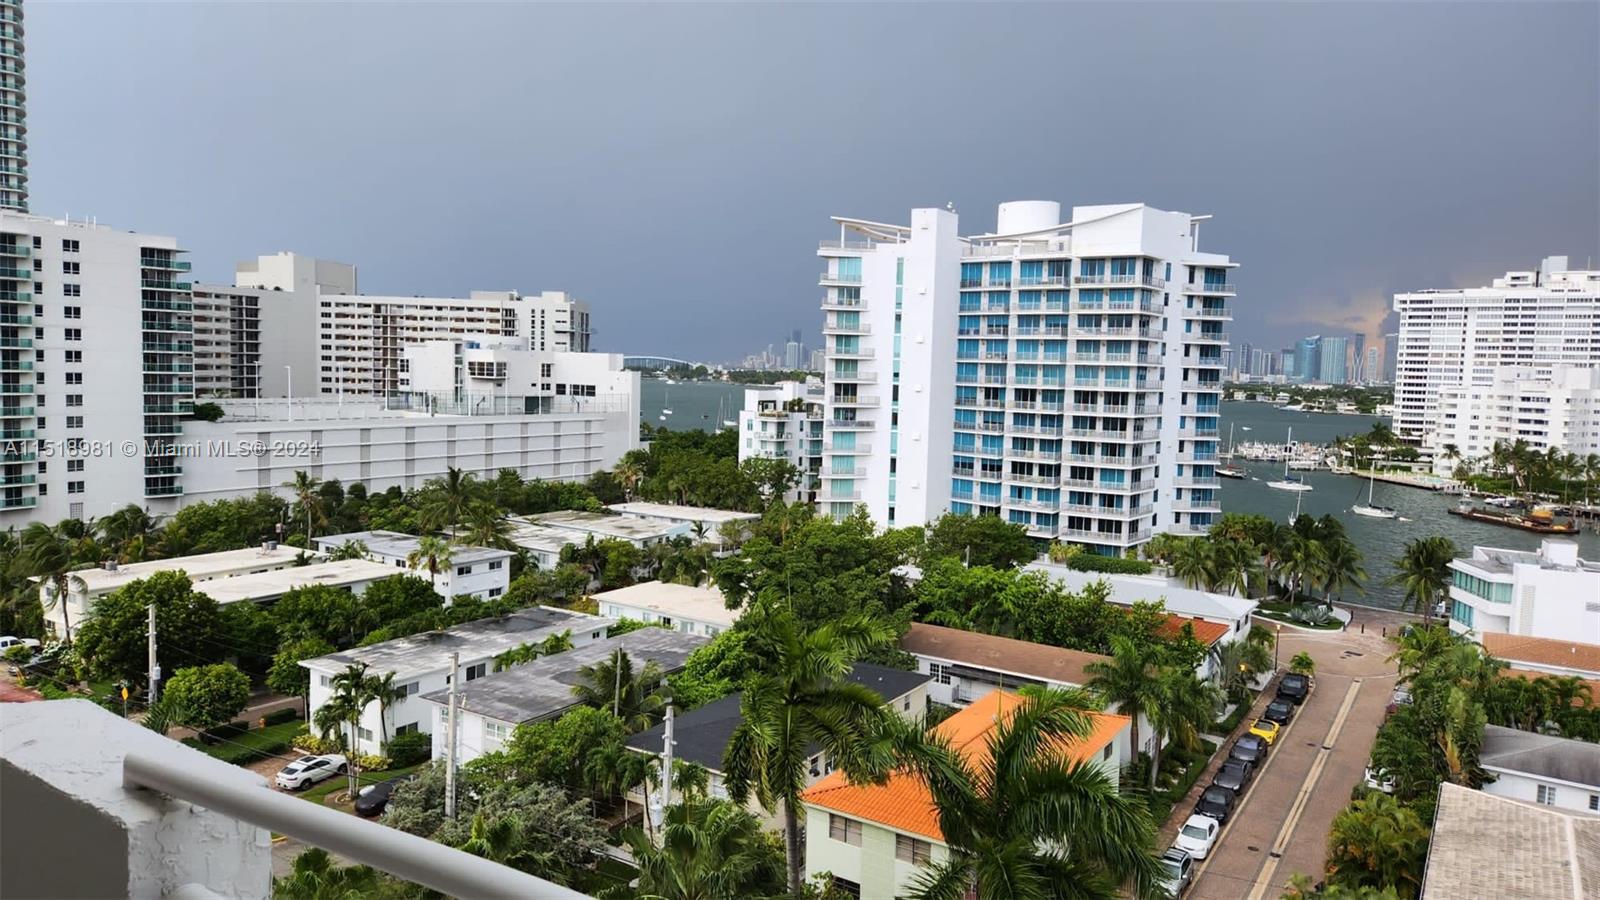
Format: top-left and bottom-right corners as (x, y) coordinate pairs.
(1174, 814), (1220, 860)
(0, 636), (40, 653)
(1364, 765), (1396, 794)
(275, 754), (348, 791)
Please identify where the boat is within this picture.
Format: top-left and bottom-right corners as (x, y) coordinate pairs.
(1219, 423), (1236, 461)
(1217, 464), (1248, 479)
(1240, 426), (1252, 431)
(1351, 470), (1397, 519)
(1267, 428), (1314, 492)
(1446, 502), (1580, 534)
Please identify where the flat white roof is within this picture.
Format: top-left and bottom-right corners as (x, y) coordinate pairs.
(504, 521), (581, 554)
(303, 607), (615, 679)
(1025, 562), (1258, 623)
(314, 530), (512, 566)
(522, 511), (683, 542)
(67, 544), (310, 596)
(198, 559), (398, 605)
(592, 581), (738, 628)
(605, 502), (761, 525)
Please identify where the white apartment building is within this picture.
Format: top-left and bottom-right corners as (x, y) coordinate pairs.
(603, 502), (761, 544)
(301, 606), (614, 756)
(0, 0), (25, 214)
(593, 580), (738, 637)
(1425, 365), (1600, 475)
(817, 201), (1234, 552)
(1448, 539), (1600, 642)
(1393, 256), (1600, 453)
(0, 212), (192, 520)
(736, 380), (823, 503)
(1478, 725), (1600, 816)
(312, 530), (512, 601)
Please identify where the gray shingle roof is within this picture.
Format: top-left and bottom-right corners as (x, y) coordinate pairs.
(1422, 782), (1600, 899)
(1481, 724), (1600, 789)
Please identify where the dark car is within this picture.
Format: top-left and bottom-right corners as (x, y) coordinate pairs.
(1211, 758), (1255, 794)
(353, 774), (416, 818)
(1277, 673), (1311, 705)
(1230, 734), (1269, 765)
(1193, 785), (1237, 824)
(1263, 697), (1295, 725)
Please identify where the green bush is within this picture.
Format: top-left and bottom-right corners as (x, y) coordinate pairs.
(1064, 554), (1153, 575)
(204, 720), (251, 741)
(291, 730), (343, 755)
(263, 707), (301, 727)
(386, 730), (431, 767)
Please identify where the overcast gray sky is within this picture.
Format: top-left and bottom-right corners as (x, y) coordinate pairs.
(29, 2), (1599, 361)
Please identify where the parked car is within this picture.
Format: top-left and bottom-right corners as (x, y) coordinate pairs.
(1277, 673), (1311, 705)
(0, 635), (40, 653)
(353, 773), (417, 818)
(1230, 734), (1269, 765)
(1364, 765), (1396, 794)
(1194, 785), (1237, 824)
(1263, 697), (1295, 725)
(1248, 718), (1282, 745)
(275, 754), (348, 791)
(1174, 814), (1220, 860)
(1157, 846), (1194, 897)
(1211, 759), (1255, 794)
(1386, 687), (1413, 716)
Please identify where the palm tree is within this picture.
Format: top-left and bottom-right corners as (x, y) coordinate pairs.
(420, 466), (481, 533)
(284, 471), (324, 547)
(455, 812), (531, 870)
(1324, 792), (1429, 896)
(326, 663), (375, 797)
(98, 504), (157, 563)
(1169, 539), (1214, 591)
(615, 457), (645, 502)
(1320, 538), (1366, 608)
(608, 799), (785, 900)
(1389, 536), (1458, 624)
(1388, 624), (1458, 682)
(406, 535), (453, 590)
(370, 671), (408, 751)
(897, 689), (1165, 900)
(11, 522), (89, 645)
(1084, 636), (1164, 781)
(1213, 637), (1273, 702)
(1215, 539), (1262, 598)
(571, 648), (666, 733)
(724, 611), (897, 894)
(326, 539), (369, 561)
(1155, 669), (1224, 762)
(273, 847), (381, 900)
(458, 501), (515, 550)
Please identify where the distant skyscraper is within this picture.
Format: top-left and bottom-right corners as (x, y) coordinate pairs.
(1363, 346), (1381, 384)
(0, 0), (24, 212)
(1382, 332), (1398, 384)
(1237, 341), (1254, 376)
(1351, 333), (1367, 380)
(1281, 347), (1297, 379)
(1296, 336), (1321, 382)
(784, 340), (802, 369)
(1319, 336), (1348, 384)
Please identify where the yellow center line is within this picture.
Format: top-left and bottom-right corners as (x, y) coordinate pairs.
(1243, 679), (1363, 900)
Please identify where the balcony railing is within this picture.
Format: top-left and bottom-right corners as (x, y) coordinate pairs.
(819, 271), (863, 285)
(1184, 280), (1237, 294)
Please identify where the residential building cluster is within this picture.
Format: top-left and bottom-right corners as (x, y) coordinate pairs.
(1446, 537), (1600, 643)
(1241, 332), (1386, 386)
(737, 328), (824, 372)
(812, 200), (1236, 554)
(736, 379), (824, 504)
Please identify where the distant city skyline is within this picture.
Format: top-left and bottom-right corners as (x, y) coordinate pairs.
(23, 3), (1600, 360)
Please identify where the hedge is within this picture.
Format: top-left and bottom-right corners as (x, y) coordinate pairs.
(263, 707), (301, 727)
(1064, 554), (1153, 575)
(386, 730), (431, 768)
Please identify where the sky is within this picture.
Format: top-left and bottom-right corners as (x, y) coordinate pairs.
(27, 2), (1600, 362)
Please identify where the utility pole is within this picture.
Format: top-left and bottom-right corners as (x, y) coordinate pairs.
(613, 643), (623, 719)
(146, 603), (160, 706)
(651, 701), (675, 837)
(445, 651), (459, 820)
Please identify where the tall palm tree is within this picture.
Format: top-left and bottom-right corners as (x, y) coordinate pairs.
(571, 648), (666, 733)
(11, 521), (89, 645)
(406, 536), (453, 591)
(1216, 539), (1262, 598)
(1320, 538), (1367, 608)
(724, 611), (897, 894)
(273, 847), (381, 900)
(1169, 539), (1214, 591)
(458, 501), (515, 550)
(609, 799), (784, 900)
(897, 689), (1165, 900)
(1388, 624), (1457, 682)
(326, 539), (369, 561)
(1213, 637), (1273, 702)
(98, 504), (157, 563)
(1389, 536), (1457, 624)
(420, 466), (481, 533)
(1324, 792), (1429, 896)
(326, 663), (375, 797)
(370, 671), (408, 751)
(615, 457), (645, 502)
(284, 471), (324, 547)
(1084, 636), (1164, 781)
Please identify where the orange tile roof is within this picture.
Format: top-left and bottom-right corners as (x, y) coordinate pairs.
(1158, 614), (1231, 647)
(1482, 632), (1600, 677)
(800, 690), (1130, 841)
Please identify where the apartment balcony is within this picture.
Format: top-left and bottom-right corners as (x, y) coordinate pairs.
(1041, 325), (1069, 337)
(0, 428), (32, 440)
(818, 239), (877, 253)
(823, 321), (871, 335)
(0, 494), (35, 509)
(1008, 472), (1057, 485)
(1175, 475), (1222, 488)
(143, 464), (183, 477)
(821, 295), (865, 310)
(0, 450), (34, 462)
(142, 342), (193, 354)
(142, 297), (194, 312)
(1185, 331), (1229, 344)
(0, 404), (31, 417)
(1183, 281), (1237, 295)
(1060, 478), (1141, 493)
(955, 419), (1005, 433)
(1010, 423), (1065, 436)
(825, 490), (864, 502)
(1012, 448), (1063, 461)
(0, 357), (28, 372)
(141, 279), (193, 292)
(1, 701), (584, 900)
(831, 395), (880, 407)
(819, 271), (864, 285)
(1176, 497), (1223, 511)
(1182, 425), (1221, 439)
(0, 290), (28, 302)
(1008, 497), (1059, 511)
(0, 242), (27, 258)
(1186, 306), (1231, 319)
(980, 374), (1007, 385)
(0, 336), (28, 349)
(143, 403), (194, 415)
(830, 368), (876, 383)
(827, 417), (875, 430)
(1169, 521), (1211, 536)
(144, 483), (184, 497)
(829, 346), (874, 359)
(1178, 450), (1219, 463)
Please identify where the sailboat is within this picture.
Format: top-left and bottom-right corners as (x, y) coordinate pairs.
(1287, 487), (1305, 524)
(1351, 469), (1397, 519)
(661, 386), (674, 417)
(1267, 427), (1313, 492)
(1217, 424), (1248, 479)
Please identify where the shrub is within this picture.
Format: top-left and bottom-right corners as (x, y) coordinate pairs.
(385, 730), (431, 768)
(190, 401), (225, 422)
(1064, 554), (1153, 575)
(1046, 541), (1082, 564)
(291, 730), (342, 755)
(1288, 604), (1333, 627)
(263, 707), (301, 727)
(355, 754), (391, 772)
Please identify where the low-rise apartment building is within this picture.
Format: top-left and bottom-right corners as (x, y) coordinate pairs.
(301, 606), (613, 757)
(604, 502), (762, 545)
(1448, 539), (1600, 641)
(312, 530), (512, 601)
(1025, 561), (1257, 642)
(593, 581), (737, 638)
(801, 690), (1129, 899)
(1479, 724), (1600, 815)
(736, 380), (824, 504)
(519, 509), (686, 547)
(1421, 783), (1600, 900)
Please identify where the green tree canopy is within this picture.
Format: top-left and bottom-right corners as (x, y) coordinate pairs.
(164, 663), (251, 731)
(74, 571), (227, 685)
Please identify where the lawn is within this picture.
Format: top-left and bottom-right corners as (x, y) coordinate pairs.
(183, 719), (306, 765)
(298, 762), (428, 806)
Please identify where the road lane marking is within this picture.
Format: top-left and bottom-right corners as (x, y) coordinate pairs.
(1243, 679), (1363, 900)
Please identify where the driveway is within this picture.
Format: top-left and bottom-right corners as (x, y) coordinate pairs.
(1185, 622), (1399, 899)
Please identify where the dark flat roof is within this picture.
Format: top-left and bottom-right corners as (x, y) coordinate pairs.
(626, 663), (931, 772)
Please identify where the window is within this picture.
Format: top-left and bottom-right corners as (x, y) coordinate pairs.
(357, 727), (374, 742)
(67, 459), (83, 473)
(64, 372), (82, 385)
(895, 834), (932, 866)
(67, 481), (84, 494)
(488, 587), (503, 597)
(828, 814), (862, 846)
(395, 722), (418, 736)
(66, 416), (83, 429)
(903, 696), (911, 712)
(455, 565), (472, 575)
(828, 878), (861, 899)
(64, 328), (81, 342)
(64, 350), (81, 363)
(1103, 742), (1114, 760)
(65, 394), (82, 407)
(464, 662), (487, 681)
(62, 284), (80, 297)
(1537, 785), (1557, 805)
(62, 306), (80, 319)
(319, 675), (332, 687)
(60, 239), (79, 253)
(400, 681), (419, 697)
(488, 560), (503, 570)
(928, 662), (951, 685)
(484, 720), (511, 748)
(61, 261), (79, 275)
(1590, 794), (1598, 812)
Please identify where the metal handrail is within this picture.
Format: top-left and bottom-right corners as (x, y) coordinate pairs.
(122, 751), (591, 900)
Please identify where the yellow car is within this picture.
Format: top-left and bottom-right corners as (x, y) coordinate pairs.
(1248, 719), (1282, 745)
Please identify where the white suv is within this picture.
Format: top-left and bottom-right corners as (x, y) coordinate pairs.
(275, 754), (348, 791)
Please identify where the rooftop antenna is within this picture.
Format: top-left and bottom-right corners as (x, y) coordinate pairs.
(946, 201), (955, 212)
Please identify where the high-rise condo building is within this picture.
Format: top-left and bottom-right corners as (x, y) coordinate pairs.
(817, 201), (1235, 553)
(1393, 256), (1600, 451)
(1295, 336), (1321, 383)
(0, 0), (23, 213)
(1425, 365), (1600, 475)
(736, 379), (824, 503)
(1319, 335), (1348, 384)
(1363, 346), (1381, 385)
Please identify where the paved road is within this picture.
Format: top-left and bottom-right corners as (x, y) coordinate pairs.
(1186, 620), (1399, 899)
